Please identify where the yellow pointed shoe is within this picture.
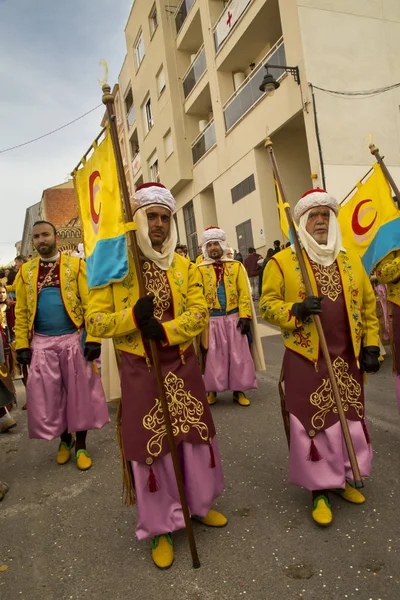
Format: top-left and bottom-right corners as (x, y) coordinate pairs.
(57, 436), (75, 465)
(207, 392), (217, 405)
(151, 534), (174, 569)
(193, 509), (228, 527)
(337, 482), (366, 504)
(312, 495), (333, 527)
(233, 391), (251, 406)
(76, 449), (92, 471)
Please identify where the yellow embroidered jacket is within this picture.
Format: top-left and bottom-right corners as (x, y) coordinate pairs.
(196, 260), (252, 317)
(15, 255), (99, 350)
(376, 250), (400, 306)
(260, 247), (379, 366)
(85, 253), (208, 357)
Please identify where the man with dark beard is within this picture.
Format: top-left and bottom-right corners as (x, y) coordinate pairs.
(197, 227), (263, 407)
(86, 183), (226, 570)
(15, 221), (109, 470)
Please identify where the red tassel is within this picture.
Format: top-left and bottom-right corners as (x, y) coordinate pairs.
(307, 438), (322, 462)
(362, 420), (371, 444)
(148, 465), (159, 493)
(209, 443), (216, 469)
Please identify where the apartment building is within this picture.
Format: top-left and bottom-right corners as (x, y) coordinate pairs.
(117, 0), (400, 259)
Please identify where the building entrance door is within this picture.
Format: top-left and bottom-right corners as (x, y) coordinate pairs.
(236, 219), (254, 259)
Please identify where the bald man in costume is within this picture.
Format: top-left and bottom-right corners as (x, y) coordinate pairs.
(260, 189), (380, 526)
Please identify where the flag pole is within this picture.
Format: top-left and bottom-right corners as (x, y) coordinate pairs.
(264, 137), (364, 489)
(369, 143), (400, 204)
(101, 83), (200, 569)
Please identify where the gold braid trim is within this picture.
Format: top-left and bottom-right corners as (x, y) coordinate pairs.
(116, 399), (136, 507)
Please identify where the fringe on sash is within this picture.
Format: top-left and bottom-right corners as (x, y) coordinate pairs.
(116, 399), (136, 507)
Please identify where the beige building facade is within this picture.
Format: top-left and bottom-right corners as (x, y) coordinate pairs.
(116, 0), (400, 259)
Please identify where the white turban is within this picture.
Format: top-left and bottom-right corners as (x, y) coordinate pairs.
(133, 183), (177, 270)
(295, 190), (342, 266)
(294, 189), (338, 224)
(201, 227), (227, 260)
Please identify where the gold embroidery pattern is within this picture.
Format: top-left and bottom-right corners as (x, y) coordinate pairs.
(311, 262), (342, 301)
(143, 371), (209, 457)
(310, 356), (363, 430)
(143, 262), (171, 320)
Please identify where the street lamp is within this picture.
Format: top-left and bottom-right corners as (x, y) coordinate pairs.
(259, 64), (300, 96)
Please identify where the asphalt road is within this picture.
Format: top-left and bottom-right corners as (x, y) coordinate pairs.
(1, 333), (400, 600)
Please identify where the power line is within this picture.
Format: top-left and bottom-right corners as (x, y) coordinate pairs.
(311, 81), (400, 97)
(0, 104), (103, 154)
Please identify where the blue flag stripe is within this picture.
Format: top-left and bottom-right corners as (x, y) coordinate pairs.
(86, 234), (129, 289)
(362, 217), (400, 274)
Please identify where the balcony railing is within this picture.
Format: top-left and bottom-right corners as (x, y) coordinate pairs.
(127, 104), (136, 129)
(192, 120), (216, 164)
(182, 46), (206, 99)
(223, 39), (286, 132)
(175, 0), (196, 35)
(132, 152), (141, 176)
(213, 0), (252, 52)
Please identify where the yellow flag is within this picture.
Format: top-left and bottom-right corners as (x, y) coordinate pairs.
(338, 164), (400, 273)
(274, 179), (290, 240)
(73, 129), (128, 288)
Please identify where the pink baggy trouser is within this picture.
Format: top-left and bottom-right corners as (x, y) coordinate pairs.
(27, 332), (110, 440)
(131, 438), (224, 540)
(288, 414), (372, 491)
(204, 312), (257, 392)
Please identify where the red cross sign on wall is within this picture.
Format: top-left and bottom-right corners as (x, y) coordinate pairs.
(226, 10), (233, 27)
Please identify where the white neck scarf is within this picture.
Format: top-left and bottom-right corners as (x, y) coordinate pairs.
(40, 252), (60, 262)
(135, 205), (178, 270)
(298, 210), (342, 266)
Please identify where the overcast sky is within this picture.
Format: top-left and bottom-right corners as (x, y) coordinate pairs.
(0, 0), (132, 264)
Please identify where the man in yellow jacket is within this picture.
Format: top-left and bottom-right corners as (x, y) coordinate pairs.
(197, 227), (257, 406)
(86, 183), (226, 570)
(376, 250), (400, 408)
(15, 221), (109, 471)
(260, 189), (380, 527)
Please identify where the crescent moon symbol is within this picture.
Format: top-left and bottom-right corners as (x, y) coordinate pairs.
(89, 170), (102, 227)
(351, 199), (377, 236)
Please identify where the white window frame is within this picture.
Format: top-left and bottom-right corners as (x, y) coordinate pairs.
(142, 96), (154, 134)
(163, 129), (173, 159)
(148, 151), (160, 183)
(149, 4), (158, 36)
(134, 30), (145, 69)
(156, 65), (166, 97)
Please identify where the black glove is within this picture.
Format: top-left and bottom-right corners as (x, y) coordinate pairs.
(134, 295), (155, 328)
(237, 318), (251, 335)
(361, 346), (380, 374)
(84, 342), (101, 362)
(16, 348), (32, 366)
(291, 296), (323, 321)
(141, 317), (166, 342)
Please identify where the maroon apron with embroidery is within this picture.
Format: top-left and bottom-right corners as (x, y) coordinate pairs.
(283, 261), (365, 437)
(120, 261), (216, 464)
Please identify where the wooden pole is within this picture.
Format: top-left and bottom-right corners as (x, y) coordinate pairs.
(264, 137), (364, 489)
(369, 143), (400, 205)
(101, 84), (200, 568)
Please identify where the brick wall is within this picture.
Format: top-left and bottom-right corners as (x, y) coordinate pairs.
(41, 188), (78, 227)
